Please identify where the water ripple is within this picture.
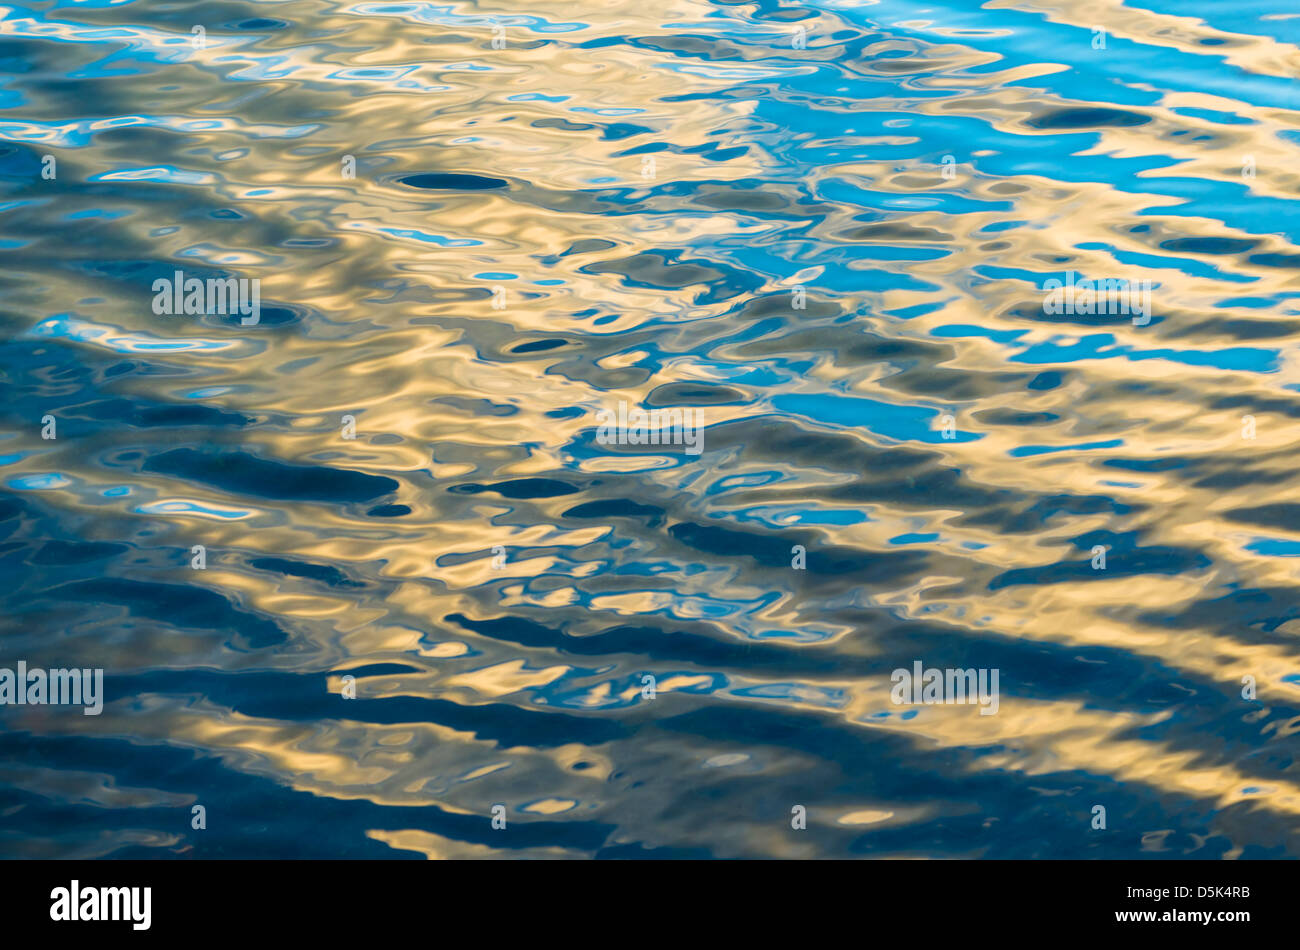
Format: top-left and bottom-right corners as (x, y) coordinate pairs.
(3, 0), (1300, 859)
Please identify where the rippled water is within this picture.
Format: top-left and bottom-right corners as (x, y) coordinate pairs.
(3, 0), (1300, 859)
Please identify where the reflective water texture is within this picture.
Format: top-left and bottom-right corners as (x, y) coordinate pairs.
(2, 0), (1300, 859)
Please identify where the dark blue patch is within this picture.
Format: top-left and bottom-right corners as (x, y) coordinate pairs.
(249, 556), (364, 588)
(449, 479), (579, 499)
(1027, 107), (1150, 129)
(143, 448), (398, 503)
(511, 338), (567, 354)
(366, 504), (410, 517)
(59, 578), (286, 648)
(399, 173), (508, 190)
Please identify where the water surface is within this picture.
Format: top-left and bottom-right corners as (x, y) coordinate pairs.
(3, 0), (1300, 858)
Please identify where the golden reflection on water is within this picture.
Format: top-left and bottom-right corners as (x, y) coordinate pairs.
(5, 0), (1300, 857)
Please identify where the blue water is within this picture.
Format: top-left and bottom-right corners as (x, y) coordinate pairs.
(3, 0), (1300, 858)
